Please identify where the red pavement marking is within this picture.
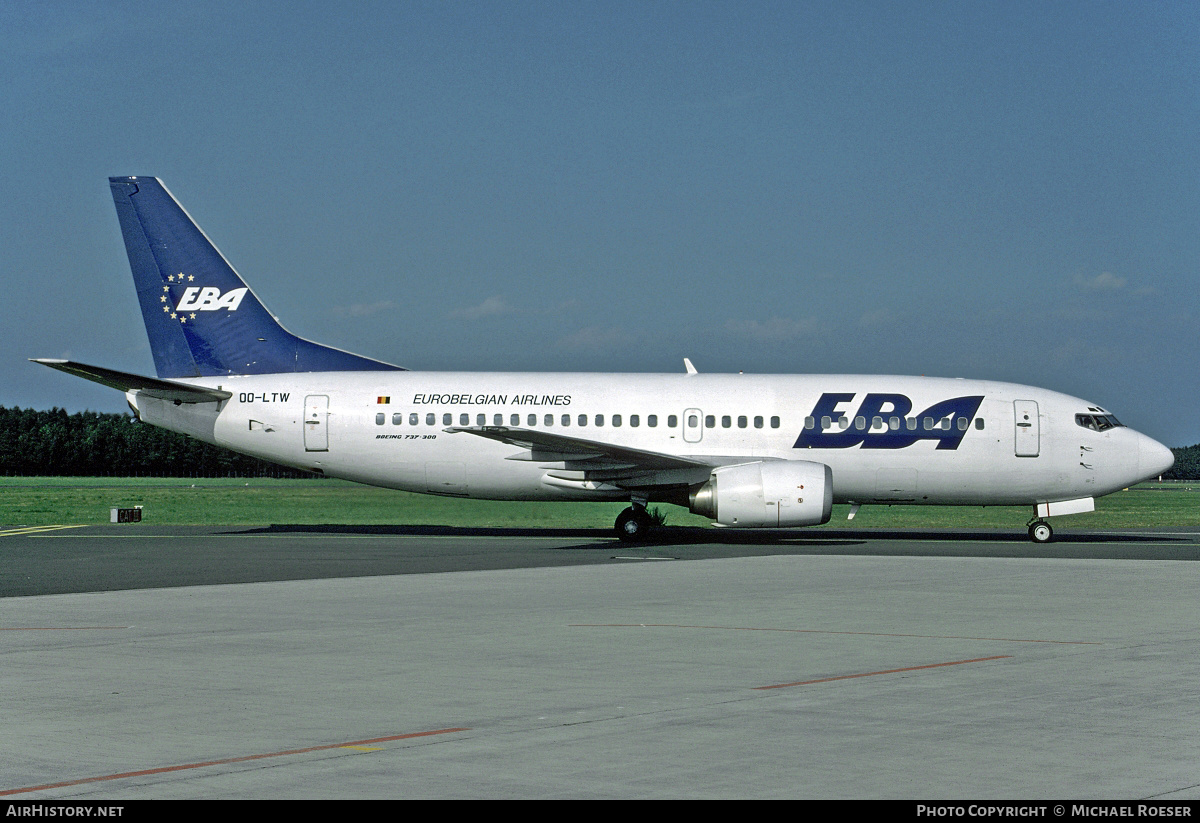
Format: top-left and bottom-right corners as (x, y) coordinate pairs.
(0, 728), (471, 796)
(755, 655), (1012, 690)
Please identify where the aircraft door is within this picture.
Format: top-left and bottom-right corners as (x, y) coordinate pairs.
(304, 395), (329, 452)
(1014, 400), (1039, 457)
(683, 408), (703, 443)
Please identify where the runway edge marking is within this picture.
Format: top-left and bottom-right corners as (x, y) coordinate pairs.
(0, 525), (85, 537)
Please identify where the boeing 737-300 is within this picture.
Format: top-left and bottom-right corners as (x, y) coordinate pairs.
(35, 177), (1175, 543)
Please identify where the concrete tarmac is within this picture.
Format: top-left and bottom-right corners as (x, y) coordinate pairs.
(2, 525), (1200, 799)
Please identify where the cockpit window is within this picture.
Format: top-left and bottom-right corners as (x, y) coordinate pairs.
(1076, 413), (1124, 431)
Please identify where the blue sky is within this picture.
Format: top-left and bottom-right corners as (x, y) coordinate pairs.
(3, 1), (1197, 445)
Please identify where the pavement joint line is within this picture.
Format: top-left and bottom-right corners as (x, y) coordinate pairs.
(0, 626), (130, 631)
(0, 727), (471, 796)
(570, 623), (1100, 644)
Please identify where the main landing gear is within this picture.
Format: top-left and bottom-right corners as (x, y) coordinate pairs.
(615, 501), (655, 542)
(1027, 519), (1053, 544)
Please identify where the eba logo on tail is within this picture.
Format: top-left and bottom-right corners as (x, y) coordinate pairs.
(175, 286), (248, 312)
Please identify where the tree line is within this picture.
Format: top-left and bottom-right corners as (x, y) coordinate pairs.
(0, 406), (309, 477)
(1, 404), (1198, 479)
(1166, 443), (1200, 481)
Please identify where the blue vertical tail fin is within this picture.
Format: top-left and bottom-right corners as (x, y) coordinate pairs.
(109, 176), (403, 378)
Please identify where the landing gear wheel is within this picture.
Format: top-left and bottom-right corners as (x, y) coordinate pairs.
(615, 506), (654, 542)
(1029, 521), (1053, 544)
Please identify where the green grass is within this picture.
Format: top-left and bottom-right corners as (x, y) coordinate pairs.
(1, 477), (1197, 533)
(0, 477), (651, 529)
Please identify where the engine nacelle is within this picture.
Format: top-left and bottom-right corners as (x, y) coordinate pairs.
(689, 460), (833, 528)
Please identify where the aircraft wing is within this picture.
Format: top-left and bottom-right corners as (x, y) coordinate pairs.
(444, 425), (712, 475)
(32, 359), (232, 404)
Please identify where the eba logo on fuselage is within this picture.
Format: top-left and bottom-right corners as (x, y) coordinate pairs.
(794, 392), (985, 451)
(175, 287), (248, 313)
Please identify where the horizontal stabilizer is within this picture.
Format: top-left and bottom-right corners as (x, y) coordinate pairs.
(31, 359), (231, 404)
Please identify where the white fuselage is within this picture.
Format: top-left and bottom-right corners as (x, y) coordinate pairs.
(129, 371), (1171, 509)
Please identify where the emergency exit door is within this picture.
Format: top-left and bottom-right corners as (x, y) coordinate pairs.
(1014, 400), (1039, 457)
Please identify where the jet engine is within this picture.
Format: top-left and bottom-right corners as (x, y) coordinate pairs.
(689, 460), (833, 528)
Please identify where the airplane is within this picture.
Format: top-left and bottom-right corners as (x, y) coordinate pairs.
(35, 176), (1175, 544)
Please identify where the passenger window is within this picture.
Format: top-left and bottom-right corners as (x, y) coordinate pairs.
(889, 416), (900, 430)
(460, 413), (469, 426)
(838, 417), (849, 430)
(923, 417), (933, 430)
(426, 413), (435, 426)
(544, 414), (553, 426)
(906, 417), (917, 431)
(705, 415), (715, 428)
(376, 413), (385, 425)
(596, 414), (605, 427)
(975, 418), (984, 430)
(527, 414), (537, 426)
(510, 414), (520, 426)
(668, 415), (678, 427)
(613, 414), (622, 427)
(648, 415), (657, 427)
(821, 416), (832, 430)
(872, 416), (884, 430)
(738, 416), (748, 429)
(630, 414), (639, 427)
(957, 417), (968, 431)
(409, 413), (418, 425)
(855, 416), (866, 430)
(578, 414), (587, 426)
(494, 414), (503, 426)
(562, 414), (571, 426)
(443, 413), (452, 426)
(722, 415), (731, 428)
(755, 416), (764, 429)
(392, 413), (402, 425)
(770, 416), (780, 429)
(687, 415), (697, 428)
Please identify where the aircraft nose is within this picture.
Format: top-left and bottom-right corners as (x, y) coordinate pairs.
(1139, 433), (1175, 480)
